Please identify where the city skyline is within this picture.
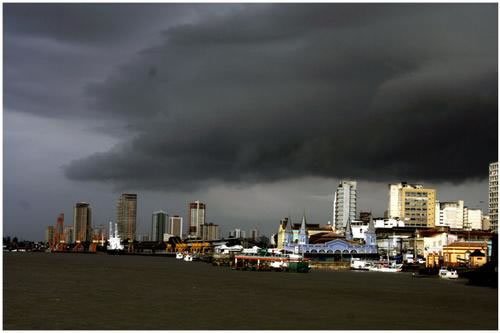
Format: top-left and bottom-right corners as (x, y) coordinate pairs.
(4, 3), (497, 240)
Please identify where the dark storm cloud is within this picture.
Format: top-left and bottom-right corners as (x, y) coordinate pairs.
(3, 3), (212, 45)
(57, 4), (497, 189)
(4, 3), (228, 120)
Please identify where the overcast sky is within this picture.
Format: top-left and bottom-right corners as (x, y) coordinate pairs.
(4, 3), (498, 241)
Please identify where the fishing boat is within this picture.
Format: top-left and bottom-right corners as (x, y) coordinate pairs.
(350, 258), (373, 270)
(367, 235), (402, 272)
(368, 262), (403, 273)
(439, 267), (459, 279)
(233, 254), (310, 273)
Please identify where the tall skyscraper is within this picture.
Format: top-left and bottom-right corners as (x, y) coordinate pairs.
(388, 182), (423, 219)
(388, 182), (436, 227)
(229, 228), (246, 239)
(151, 211), (167, 242)
(168, 215), (183, 238)
(333, 180), (357, 232)
(54, 213), (64, 245)
(400, 186), (436, 228)
(46, 226), (54, 245)
(73, 202), (92, 243)
(188, 200), (206, 239)
(116, 193), (137, 241)
(489, 162), (498, 233)
(250, 229), (259, 241)
(63, 226), (73, 244)
(201, 223), (220, 241)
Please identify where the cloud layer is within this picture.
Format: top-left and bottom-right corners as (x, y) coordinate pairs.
(9, 4), (498, 191)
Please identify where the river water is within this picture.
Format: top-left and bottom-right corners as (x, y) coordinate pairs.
(3, 252), (498, 330)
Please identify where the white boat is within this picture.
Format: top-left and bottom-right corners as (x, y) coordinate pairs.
(175, 252), (184, 260)
(368, 262), (403, 273)
(439, 267), (459, 279)
(350, 258), (373, 270)
(183, 254), (193, 262)
(107, 221), (124, 253)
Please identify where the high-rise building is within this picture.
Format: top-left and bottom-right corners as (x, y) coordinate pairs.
(201, 223), (220, 241)
(63, 226), (73, 244)
(388, 182), (424, 219)
(73, 202), (92, 243)
(465, 208), (483, 230)
(400, 187), (436, 228)
(229, 228), (246, 239)
(168, 215), (183, 238)
(489, 162), (498, 233)
(151, 211), (167, 242)
(188, 200), (206, 239)
(54, 213), (64, 244)
(250, 229), (259, 241)
(388, 182), (436, 227)
(435, 200), (464, 229)
(333, 180), (357, 232)
(92, 224), (106, 245)
(116, 193), (137, 241)
(46, 226), (54, 245)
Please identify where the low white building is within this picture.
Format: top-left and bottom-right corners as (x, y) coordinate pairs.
(423, 232), (458, 257)
(373, 218), (405, 229)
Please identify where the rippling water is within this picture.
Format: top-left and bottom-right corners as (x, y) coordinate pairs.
(3, 252), (498, 330)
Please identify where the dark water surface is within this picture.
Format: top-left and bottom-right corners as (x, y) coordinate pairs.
(3, 252), (498, 330)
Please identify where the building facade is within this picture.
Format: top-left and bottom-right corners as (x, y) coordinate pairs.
(442, 241), (489, 267)
(116, 193), (137, 241)
(333, 180), (357, 232)
(387, 182), (436, 227)
(46, 226), (54, 245)
(63, 226), (73, 244)
(282, 217), (377, 255)
(250, 229), (259, 240)
(73, 202), (92, 243)
(435, 200), (464, 229)
(465, 208), (483, 231)
(54, 213), (64, 244)
(151, 211), (167, 242)
(168, 215), (183, 238)
(201, 223), (220, 241)
(229, 228), (246, 239)
(489, 162), (498, 233)
(188, 200), (206, 239)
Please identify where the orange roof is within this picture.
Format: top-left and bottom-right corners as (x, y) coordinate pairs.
(444, 241), (487, 248)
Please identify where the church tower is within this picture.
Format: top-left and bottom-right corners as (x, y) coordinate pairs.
(298, 214), (308, 245)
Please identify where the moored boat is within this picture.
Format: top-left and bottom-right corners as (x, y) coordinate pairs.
(183, 254), (193, 262)
(438, 267), (459, 279)
(233, 254), (310, 273)
(350, 258), (373, 270)
(368, 262), (403, 273)
(175, 252), (184, 260)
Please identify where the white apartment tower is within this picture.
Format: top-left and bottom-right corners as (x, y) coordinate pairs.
(333, 180), (357, 232)
(489, 162), (498, 233)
